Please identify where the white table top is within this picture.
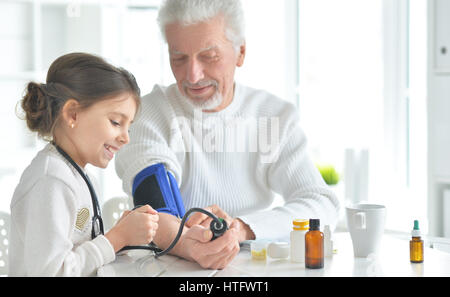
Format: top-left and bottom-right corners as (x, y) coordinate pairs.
(97, 232), (450, 277)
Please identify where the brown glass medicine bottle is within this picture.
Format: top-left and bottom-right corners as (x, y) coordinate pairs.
(305, 218), (324, 269)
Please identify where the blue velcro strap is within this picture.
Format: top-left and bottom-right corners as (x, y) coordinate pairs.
(167, 171), (186, 217)
(132, 163), (185, 218)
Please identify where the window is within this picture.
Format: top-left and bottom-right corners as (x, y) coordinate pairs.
(236, 0), (296, 104)
(297, 0), (427, 232)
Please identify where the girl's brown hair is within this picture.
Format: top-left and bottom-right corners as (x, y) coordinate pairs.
(20, 52), (141, 140)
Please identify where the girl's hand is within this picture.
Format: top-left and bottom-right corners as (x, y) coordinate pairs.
(105, 205), (159, 252)
(115, 210), (131, 224)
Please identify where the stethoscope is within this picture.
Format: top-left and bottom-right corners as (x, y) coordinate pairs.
(53, 143), (228, 257)
(54, 143), (104, 239)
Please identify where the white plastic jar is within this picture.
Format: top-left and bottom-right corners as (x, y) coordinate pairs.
(290, 219), (309, 262)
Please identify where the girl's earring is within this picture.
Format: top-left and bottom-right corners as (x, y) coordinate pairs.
(71, 123), (75, 129)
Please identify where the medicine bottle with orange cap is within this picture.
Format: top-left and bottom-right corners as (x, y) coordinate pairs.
(290, 219), (309, 262)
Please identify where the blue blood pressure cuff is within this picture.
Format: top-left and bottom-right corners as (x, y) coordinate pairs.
(132, 163), (186, 218)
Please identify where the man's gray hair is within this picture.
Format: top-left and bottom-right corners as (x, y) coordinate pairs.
(157, 0), (245, 51)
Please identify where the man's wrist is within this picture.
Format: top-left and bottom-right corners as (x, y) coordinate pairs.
(235, 218), (255, 241)
(170, 232), (191, 260)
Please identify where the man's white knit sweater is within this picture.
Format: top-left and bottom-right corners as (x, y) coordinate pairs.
(115, 83), (340, 240)
(9, 144), (115, 276)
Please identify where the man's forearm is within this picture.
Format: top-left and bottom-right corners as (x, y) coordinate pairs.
(153, 212), (191, 260)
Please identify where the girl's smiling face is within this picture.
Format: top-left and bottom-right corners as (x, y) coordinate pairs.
(59, 93), (137, 169)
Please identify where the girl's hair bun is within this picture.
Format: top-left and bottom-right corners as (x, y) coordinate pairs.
(20, 82), (63, 140)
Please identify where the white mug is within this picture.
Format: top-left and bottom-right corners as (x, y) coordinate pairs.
(346, 204), (386, 257)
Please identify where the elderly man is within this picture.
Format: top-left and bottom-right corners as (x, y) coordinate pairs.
(115, 0), (339, 269)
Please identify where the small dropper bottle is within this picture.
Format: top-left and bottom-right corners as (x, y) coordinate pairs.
(410, 220), (424, 263)
(323, 225), (333, 257)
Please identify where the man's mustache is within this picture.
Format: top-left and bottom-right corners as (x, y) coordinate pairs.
(182, 80), (218, 89)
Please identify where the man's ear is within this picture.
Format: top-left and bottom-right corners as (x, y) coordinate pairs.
(236, 42), (246, 67)
(60, 99), (80, 128)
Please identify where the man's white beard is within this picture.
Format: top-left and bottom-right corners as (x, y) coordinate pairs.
(186, 91), (223, 111)
(182, 80), (223, 111)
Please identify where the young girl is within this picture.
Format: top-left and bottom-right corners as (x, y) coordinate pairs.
(9, 52), (159, 276)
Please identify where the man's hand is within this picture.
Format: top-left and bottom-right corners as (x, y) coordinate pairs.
(186, 204), (255, 242)
(154, 206), (255, 270)
(186, 204), (232, 228)
(177, 224), (240, 270)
